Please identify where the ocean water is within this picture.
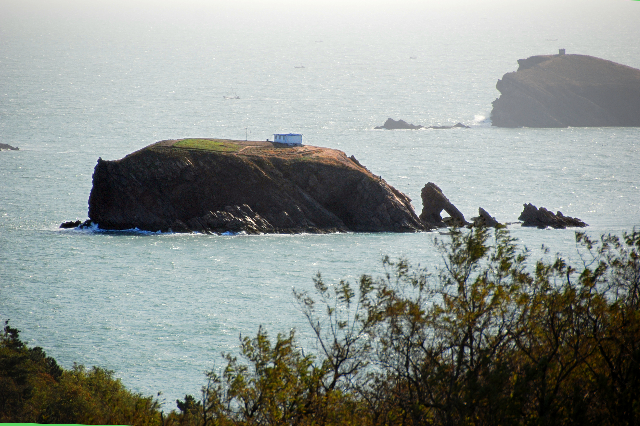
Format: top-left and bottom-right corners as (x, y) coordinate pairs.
(1, 0), (639, 409)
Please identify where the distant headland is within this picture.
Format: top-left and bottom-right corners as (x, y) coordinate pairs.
(491, 51), (640, 128)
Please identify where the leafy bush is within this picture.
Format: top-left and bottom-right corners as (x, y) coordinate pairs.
(4, 227), (639, 426)
(194, 227), (640, 426)
(0, 321), (162, 425)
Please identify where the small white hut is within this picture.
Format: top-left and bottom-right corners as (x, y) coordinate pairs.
(273, 133), (303, 145)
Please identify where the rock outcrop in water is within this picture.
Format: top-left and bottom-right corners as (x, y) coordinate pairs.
(419, 182), (468, 227)
(375, 118), (470, 130)
(471, 207), (502, 228)
(518, 203), (587, 229)
(86, 139), (427, 234)
(375, 118), (424, 130)
(0, 143), (19, 151)
(491, 52), (640, 128)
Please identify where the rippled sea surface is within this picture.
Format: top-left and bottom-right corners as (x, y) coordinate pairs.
(1, 0), (639, 408)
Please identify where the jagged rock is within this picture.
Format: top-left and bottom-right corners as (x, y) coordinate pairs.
(0, 143), (19, 151)
(471, 207), (501, 228)
(491, 53), (640, 127)
(518, 203), (587, 229)
(375, 118), (423, 130)
(85, 139), (427, 234)
(60, 220), (82, 229)
(419, 182), (467, 227)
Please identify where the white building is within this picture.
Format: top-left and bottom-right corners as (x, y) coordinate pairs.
(273, 133), (303, 145)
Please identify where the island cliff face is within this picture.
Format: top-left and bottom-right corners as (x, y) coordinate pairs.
(491, 53), (640, 128)
(88, 139), (426, 233)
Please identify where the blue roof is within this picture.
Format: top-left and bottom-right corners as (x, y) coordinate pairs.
(274, 133), (302, 136)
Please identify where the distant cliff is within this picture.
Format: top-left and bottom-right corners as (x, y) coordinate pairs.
(88, 139), (426, 233)
(491, 53), (640, 127)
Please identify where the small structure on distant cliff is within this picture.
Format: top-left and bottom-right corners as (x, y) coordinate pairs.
(274, 133), (303, 145)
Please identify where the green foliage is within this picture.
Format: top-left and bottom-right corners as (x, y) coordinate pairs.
(4, 227), (640, 426)
(199, 326), (346, 426)
(0, 321), (163, 425)
(192, 227), (640, 426)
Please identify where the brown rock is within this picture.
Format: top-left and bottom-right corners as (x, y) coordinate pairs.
(419, 182), (467, 227)
(518, 203), (587, 229)
(472, 207), (501, 228)
(87, 139), (426, 234)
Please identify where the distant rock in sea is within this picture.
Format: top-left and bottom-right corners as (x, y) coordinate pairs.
(518, 203), (587, 229)
(375, 118), (469, 130)
(84, 139), (428, 234)
(375, 118), (424, 130)
(491, 51), (640, 127)
(0, 143), (19, 151)
(471, 207), (502, 228)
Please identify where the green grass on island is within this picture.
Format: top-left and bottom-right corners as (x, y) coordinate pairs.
(174, 139), (241, 152)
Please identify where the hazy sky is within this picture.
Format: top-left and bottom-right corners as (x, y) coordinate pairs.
(1, 0), (639, 71)
(2, 0), (637, 27)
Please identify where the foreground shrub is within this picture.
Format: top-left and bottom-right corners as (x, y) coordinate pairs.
(4, 228), (639, 426)
(0, 321), (162, 425)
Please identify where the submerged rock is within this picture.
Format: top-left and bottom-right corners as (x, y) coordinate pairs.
(518, 203), (587, 229)
(86, 139), (427, 234)
(491, 52), (640, 127)
(419, 182), (468, 228)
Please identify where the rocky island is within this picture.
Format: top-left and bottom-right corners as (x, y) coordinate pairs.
(491, 52), (640, 128)
(85, 139), (427, 234)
